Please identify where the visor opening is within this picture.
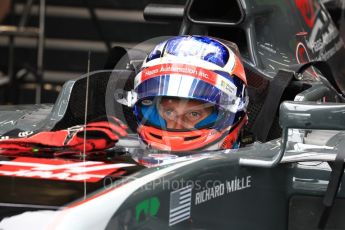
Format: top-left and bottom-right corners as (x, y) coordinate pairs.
(150, 133), (162, 140)
(185, 135), (201, 141)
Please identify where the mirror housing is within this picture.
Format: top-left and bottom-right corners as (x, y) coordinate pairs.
(240, 101), (345, 168)
(279, 101), (345, 130)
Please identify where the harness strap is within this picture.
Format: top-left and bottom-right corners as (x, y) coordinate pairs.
(251, 69), (295, 142)
(251, 61), (339, 142)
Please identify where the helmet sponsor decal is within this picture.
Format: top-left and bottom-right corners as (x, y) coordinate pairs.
(140, 63), (217, 86)
(137, 63), (237, 97)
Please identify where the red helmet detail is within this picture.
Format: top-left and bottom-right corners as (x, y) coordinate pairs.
(138, 125), (227, 151)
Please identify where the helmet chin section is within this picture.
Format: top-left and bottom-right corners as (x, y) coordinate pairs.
(138, 125), (228, 152)
(138, 115), (247, 152)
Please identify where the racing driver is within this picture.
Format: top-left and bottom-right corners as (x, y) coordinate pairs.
(0, 35), (248, 154)
(132, 35), (248, 151)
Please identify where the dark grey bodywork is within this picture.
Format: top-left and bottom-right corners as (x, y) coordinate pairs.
(104, 103), (345, 230)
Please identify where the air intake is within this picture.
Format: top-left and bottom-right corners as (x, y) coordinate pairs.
(186, 0), (244, 26)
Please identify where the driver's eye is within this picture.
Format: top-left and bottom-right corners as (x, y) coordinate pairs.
(164, 110), (175, 119)
(187, 111), (201, 121)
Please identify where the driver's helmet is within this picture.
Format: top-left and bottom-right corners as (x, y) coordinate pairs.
(133, 35), (248, 152)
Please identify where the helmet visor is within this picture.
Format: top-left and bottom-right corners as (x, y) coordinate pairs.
(134, 96), (239, 131)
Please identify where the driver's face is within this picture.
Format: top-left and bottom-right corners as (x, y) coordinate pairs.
(158, 98), (212, 129)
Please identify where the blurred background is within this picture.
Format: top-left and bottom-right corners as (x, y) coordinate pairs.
(0, 0), (186, 105)
(0, 0), (343, 106)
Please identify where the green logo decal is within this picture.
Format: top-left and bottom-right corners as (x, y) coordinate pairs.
(135, 197), (160, 222)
